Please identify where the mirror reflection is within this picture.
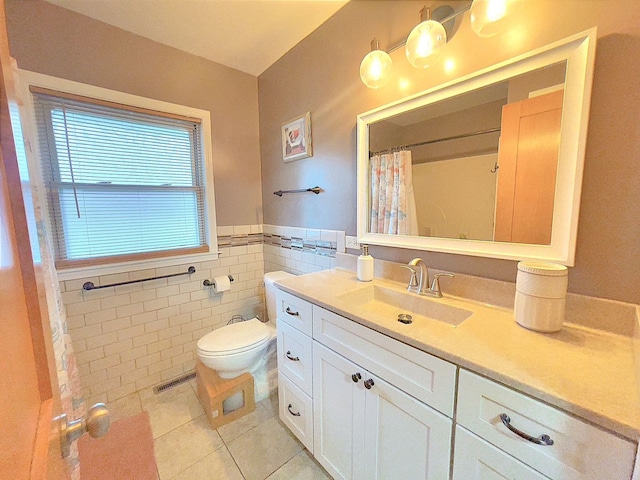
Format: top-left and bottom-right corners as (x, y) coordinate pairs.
(367, 62), (566, 246)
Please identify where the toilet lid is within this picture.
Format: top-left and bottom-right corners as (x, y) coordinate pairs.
(197, 318), (270, 355)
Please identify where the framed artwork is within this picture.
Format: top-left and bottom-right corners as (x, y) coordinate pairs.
(282, 111), (313, 162)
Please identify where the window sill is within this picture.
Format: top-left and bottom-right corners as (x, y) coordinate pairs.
(55, 249), (220, 282)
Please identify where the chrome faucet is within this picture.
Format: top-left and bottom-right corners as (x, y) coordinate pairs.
(404, 258), (429, 295)
(402, 258), (455, 298)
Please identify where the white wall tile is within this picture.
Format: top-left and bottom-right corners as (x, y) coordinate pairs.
(290, 227), (305, 239)
(263, 224), (276, 235)
(233, 225), (251, 235)
(336, 231), (346, 253)
(217, 226), (234, 236)
(305, 229), (321, 241)
(320, 229), (338, 243)
(59, 229), (272, 403)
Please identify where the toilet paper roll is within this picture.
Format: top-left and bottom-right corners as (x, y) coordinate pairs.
(212, 275), (231, 293)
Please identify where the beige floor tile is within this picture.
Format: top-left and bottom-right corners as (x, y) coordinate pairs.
(154, 415), (224, 480)
(188, 377), (198, 392)
(141, 383), (204, 438)
(170, 447), (244, 480)
(226, 417), (303, 480)
(260, 392), (279, 419)
(217, 401), (274, 443)
(267, 450), (330, 480)
(107, 392), (142, 422)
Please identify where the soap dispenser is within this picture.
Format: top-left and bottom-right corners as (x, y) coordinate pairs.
(357, 244), (374, 282)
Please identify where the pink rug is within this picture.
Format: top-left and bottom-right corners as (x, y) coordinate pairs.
(78, 411), (158, 480)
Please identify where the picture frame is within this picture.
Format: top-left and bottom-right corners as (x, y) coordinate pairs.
(282, 111), (313, 162)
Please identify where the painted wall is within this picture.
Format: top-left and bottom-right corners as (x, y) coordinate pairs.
(5, 0), (263, 226)
(258, 0), (640, 304)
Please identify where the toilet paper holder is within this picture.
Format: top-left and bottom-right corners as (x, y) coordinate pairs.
(203, 275), (234, 287)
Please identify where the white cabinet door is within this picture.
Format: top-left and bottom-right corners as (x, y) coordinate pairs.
(452, 426), (549, 480)
(313, 343), (366, 480)
(364, 374), (453, 480)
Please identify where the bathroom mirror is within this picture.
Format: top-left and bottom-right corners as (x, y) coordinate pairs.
(357, 29), (596, 265)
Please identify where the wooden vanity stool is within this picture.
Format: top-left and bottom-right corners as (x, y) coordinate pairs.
(195, 360), (255, 429)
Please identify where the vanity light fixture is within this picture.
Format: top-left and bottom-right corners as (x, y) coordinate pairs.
(360, 0), (521, 88)
(359, 38), (393, 89)
(405, 7), (447, 68)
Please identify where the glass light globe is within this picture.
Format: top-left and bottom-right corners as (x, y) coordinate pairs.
(360, 49), (393, 89)
(405, 19), (447, 68)
(470, 0), (521, 38)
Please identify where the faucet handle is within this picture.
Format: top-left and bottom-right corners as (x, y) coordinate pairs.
(400, 265), (419, 290)
(430, 273), (455, 297)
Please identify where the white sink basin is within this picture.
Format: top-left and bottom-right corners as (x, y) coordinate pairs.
(337, 284), (473, 327)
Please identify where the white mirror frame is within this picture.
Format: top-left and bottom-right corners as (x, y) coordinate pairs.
(357, 29), (596, 266)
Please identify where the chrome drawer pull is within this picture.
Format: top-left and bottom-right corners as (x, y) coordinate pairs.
(286, 351), (300, 361)
(499, 413), (554, 446)
(285, 307), (300, 316)
(287, 404), (301, 416)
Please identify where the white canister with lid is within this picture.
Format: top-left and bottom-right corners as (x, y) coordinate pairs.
(514, 261), (568, 333)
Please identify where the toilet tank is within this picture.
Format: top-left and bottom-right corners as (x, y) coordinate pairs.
(264, 271), (294, 322)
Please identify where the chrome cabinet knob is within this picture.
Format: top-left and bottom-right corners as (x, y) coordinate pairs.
(364, 378), (375, 390)
(58, 403), (110, 458)
(352, 372), (362, 383)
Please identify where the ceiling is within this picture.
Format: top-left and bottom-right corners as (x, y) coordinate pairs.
(43, 0), (349, 76)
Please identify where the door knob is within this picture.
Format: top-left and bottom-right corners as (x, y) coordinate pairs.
(352, 372), (362, 383)
(58, 403), (110, 458)
(364, 378), (375, 390)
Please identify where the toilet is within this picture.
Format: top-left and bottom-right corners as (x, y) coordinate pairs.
(196, 271), (293, 403)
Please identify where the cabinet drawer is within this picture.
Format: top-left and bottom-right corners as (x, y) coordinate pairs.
(279, 373), (313, 453)
(276, 319), (312, 396)
(313, 305), (456, 417)
(457, 369), (636, 480)
(452, 426), (549, 480)
(275, 290), (313, 336)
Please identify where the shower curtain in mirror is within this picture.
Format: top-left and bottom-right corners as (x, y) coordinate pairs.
(369, 150), (418, 235)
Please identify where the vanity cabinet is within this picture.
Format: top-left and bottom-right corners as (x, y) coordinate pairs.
(276, 289), (638, 480)
(455, 370), (636, 480)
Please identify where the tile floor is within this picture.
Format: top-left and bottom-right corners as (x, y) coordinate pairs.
(108, 380), (330, 480)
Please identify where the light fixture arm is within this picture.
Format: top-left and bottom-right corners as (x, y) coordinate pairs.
(419, 7), (431, 23)
(386, 3), (471, 55)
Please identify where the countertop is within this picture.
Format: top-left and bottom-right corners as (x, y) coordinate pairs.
(275, 268), (640, 442)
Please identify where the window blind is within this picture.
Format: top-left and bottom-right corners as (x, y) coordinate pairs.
(32, 91), (208, 267)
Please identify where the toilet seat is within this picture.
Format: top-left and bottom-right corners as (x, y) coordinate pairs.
(197, 318), (270, 357)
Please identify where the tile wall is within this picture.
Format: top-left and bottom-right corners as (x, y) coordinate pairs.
(62, 224), (345, 405)
(262, 224), (345, 275)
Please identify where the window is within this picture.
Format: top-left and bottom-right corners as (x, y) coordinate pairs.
(32, 88), (210, 268)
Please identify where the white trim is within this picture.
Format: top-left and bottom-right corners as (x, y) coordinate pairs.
(16, 70), (219, 280)
(357, 29), (597, 266)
